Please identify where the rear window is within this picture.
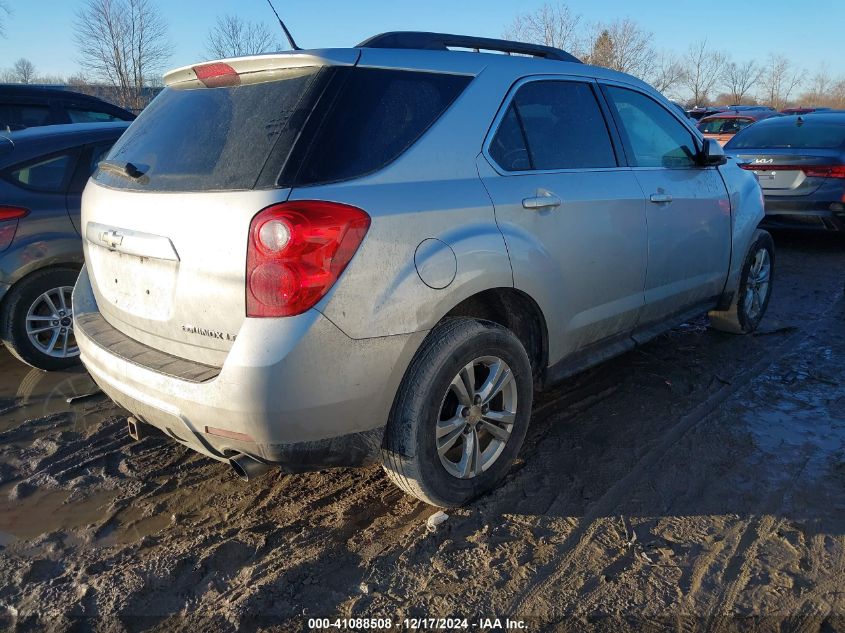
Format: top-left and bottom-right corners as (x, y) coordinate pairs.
(698, 117), (754, 135)
(726, 120), (845, 149)
(94, 67), (326, 192)
(94, 66), (471, 192)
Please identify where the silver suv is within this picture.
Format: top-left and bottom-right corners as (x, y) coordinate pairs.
(74, 33), (772, 507)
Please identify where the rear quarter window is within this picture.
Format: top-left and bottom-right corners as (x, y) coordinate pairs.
(282, 68), (471, 186)
(4, 152), (75, 192)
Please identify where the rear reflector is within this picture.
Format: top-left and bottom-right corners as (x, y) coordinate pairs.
(192, 62), (241, 88)
(740, 164), (845, 179)
(205, 426), (255, 443)
(246, 201), (370, 318)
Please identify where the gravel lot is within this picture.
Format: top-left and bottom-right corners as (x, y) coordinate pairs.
(0, 231), (843, 632)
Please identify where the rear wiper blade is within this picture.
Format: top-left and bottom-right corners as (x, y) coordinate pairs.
(98, 160), (147, 180)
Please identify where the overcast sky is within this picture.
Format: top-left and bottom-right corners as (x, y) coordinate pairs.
(0, 0), (841, 84)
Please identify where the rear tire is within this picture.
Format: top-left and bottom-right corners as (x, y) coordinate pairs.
(1, 268), (81, 371)
(381, 318), (533, 507)
(709, 230), (774, 334)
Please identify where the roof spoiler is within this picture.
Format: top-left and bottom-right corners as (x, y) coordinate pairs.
(357, 31), (581, 63)
(162, 49), (360, 88)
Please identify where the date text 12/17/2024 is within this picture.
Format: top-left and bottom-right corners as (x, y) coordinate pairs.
(307, 618), (528, 630)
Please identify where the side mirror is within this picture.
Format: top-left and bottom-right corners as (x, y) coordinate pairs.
(699, 138), (727, 166)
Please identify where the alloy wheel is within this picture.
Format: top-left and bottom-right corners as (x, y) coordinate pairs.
(25, 286), (78, 359)
(436, 355), (517, 479)
(744, 248), (771, 321)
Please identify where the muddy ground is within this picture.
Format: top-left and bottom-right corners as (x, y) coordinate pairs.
(0, 231), (843, 632)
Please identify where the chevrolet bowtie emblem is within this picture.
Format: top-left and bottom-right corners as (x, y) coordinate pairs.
(100, 230), (124, 249)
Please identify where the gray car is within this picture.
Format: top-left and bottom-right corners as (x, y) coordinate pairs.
(0, 121), (129, 370)
(73, 33), (772, 507)
(724, 112), (845, 231)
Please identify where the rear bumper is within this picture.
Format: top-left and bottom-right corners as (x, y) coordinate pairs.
(763, 198), (845, 231)
(73, 265), (425, 469)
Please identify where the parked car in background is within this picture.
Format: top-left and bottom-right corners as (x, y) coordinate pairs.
(687, 106), (725, 120)
(781, 106), (831, 115)
(725, 112), (845, 232)
(0, 86), (135, 131)
(728, 105), (775, 112)
(0, 121), (129, 369)
(698, 109), (782, 146)
(73, 32), (770, 507)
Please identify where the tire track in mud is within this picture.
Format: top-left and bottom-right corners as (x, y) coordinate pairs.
(506, 296), (842, 619)
(693, 451), (814, 631)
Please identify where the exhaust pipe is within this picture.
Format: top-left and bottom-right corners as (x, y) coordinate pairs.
(127, 416), (143, 441)
(229, 453), (271, 481)
(126, 416), (163, 441)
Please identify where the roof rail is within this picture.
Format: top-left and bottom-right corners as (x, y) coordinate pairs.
(357, 31), (581, 63)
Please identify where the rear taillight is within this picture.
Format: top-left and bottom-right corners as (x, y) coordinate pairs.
(246, 201), (370, 318)
(0, 206), (28, 251)
(0, 205), (28, 221)
(740, 164), (845, 179)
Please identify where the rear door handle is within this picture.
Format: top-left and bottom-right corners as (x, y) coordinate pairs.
(522, 195), (562, 210)
(649, 193), (673, 204)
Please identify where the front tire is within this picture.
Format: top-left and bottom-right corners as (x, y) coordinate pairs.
(1, 268), (81, 371)
(381, 318), (533, 507)
(709, 229), (774, 334)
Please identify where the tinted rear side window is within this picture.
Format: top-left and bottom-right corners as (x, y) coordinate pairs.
(94, 67), (326, 192)
(0, 104), (52, 130)
(489, 80), (617, 171)
(726, 120), (845, 149)
(5, 153), (75, 192)
(282, 68), (471, 186)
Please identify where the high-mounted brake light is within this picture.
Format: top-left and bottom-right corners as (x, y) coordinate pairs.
(246, 201), (371, 318)
(740, 164), (845, 179)
(192, 62), (240, 88)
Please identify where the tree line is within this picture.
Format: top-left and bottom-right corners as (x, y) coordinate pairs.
(505, 3), (843, 110)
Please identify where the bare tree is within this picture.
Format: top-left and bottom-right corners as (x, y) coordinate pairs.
(503, 3), (582, 56)
(205, 14), (278, 59)
(584, 19), (653, 77)
(74, 0), (171, 111)
(830, 80), (845, 110)
(800, 64), (833, 106)
(0, 1), (10, 38)
(759, 54), (803, 110)
(683, 39), (726, 105)
(12, 58), (36, 84)
(647, 52), (687, 96)
(722, 59), (762, 104)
